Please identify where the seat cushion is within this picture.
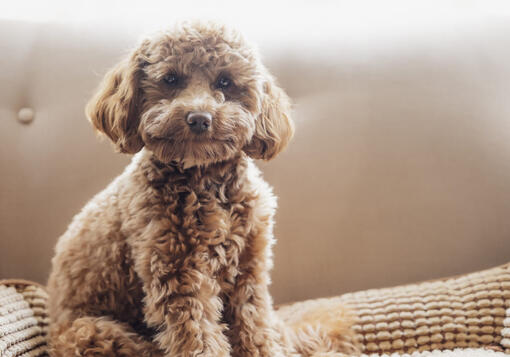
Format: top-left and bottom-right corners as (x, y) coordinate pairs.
(2, 264), (510, 356)
(278, 263), (510, 355)
(0, 280), (48, 357)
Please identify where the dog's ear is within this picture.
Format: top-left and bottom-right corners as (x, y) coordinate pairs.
(86, 48), (146, 154)
(243, 74), (294, 160)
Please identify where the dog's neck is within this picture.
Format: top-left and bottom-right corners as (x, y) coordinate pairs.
(136, 149), (249, 191)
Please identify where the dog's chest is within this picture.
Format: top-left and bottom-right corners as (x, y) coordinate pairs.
(140, 161), (258, 286)
(173, 182), (254, 250)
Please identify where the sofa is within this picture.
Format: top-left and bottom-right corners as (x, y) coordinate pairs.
(2, 3), (510, 356)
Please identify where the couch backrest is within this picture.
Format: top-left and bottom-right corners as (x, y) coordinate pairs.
(2, 19), (510, 303)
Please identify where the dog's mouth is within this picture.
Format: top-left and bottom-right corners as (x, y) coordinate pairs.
(147, 133), (234, 145)
(142, 132), (240, 166)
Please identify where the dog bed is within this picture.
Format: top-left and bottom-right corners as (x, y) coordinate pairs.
(2, 264), (510, 357)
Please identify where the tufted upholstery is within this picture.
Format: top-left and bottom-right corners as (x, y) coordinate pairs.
(2, 8), (510, 305)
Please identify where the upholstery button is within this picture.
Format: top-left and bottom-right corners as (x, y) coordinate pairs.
(17, 107), (35, 124)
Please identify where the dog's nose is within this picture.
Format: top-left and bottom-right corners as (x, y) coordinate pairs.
(186, 112), (212, 134)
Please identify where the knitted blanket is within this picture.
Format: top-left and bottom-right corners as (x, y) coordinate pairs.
(278, 264), (510, 356)
(0, 280), (48, 357)
(2, 264), (510, 356)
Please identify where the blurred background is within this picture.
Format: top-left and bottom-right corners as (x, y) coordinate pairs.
(1, 0), (510, 304)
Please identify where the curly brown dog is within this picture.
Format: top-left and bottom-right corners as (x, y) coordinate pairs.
(47, 22), (357, 357)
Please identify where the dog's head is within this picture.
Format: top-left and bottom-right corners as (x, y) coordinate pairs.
(86, 22), (293, 166)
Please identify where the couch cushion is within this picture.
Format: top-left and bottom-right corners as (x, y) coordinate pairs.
(3, 264), (510, 356)
(277, 263), (510, 355)
(0, 280), (48, 357)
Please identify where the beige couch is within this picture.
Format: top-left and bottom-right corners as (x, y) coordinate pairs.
(2, 14), (510, 306)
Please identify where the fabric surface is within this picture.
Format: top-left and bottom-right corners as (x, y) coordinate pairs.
(372, 348), (506, 357)
(278, 264), (510, 356)
(2, 265), (510, 356)
(0, 280), (49, 357)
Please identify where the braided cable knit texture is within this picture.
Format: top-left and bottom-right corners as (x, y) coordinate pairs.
(340, 264), (510, 355)
(278, 263), (510, 356)
(0, 281), (49, 357)
(2, 265), (510, 356)
(371, 348), (507, 357)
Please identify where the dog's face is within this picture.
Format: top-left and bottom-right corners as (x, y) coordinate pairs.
(86, 22), (293, 166)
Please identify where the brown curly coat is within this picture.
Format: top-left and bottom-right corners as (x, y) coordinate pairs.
(47, 22), (357, 357)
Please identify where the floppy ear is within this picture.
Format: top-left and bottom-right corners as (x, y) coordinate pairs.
(85, 50), (145, 154)
(243, 75), (294, 160)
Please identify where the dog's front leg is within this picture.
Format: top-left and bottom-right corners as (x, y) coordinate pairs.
(226, 264), (296, 357)
(135, 248), (231, 357)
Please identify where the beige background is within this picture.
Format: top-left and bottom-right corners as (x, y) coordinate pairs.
(2, 7), (510, 304)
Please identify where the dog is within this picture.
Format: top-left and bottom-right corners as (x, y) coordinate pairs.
(47, 22), (357, 357)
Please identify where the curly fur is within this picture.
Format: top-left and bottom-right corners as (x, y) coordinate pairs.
(47, 21), (358, 357)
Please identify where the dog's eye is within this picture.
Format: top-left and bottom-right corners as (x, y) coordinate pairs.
(164, 73), (179, 86)
(216, 76), (232, 90)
